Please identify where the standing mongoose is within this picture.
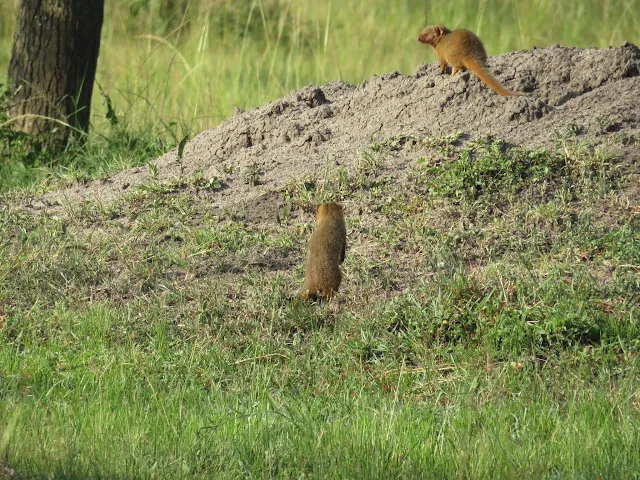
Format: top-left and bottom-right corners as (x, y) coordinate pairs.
(300, 202), (347, 300)
(417, 25), (523, 96)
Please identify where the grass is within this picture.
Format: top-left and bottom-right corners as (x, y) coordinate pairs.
(1, 128), (639, 477)
(1, 1), (640, 477)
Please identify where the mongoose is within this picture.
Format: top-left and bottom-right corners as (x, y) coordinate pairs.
(417, 25), (523, 96)
(300, 202), (347, 300)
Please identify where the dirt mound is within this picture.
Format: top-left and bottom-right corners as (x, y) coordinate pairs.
(32, 42), (640, 211)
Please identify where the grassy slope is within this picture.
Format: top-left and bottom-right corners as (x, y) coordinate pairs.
(1, 131), (639, 478)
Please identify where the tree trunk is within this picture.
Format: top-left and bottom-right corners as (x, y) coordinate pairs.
(7, 0), (104, 149)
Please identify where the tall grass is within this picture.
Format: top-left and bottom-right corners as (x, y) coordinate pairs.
(1, 0), (638, 139)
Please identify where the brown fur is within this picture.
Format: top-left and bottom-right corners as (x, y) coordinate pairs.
(417, 25), (524, 97)
(300, 202), (347, 300)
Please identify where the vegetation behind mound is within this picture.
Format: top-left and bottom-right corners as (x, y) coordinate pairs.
(1, 0), (638, 190)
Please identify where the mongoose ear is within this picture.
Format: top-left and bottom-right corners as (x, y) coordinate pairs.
(435, 25), (444, 36)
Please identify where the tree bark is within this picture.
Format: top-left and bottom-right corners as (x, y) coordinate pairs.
(7, 0), (104, 149)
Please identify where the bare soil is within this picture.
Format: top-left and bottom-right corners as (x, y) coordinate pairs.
(28, 42), (640, 214)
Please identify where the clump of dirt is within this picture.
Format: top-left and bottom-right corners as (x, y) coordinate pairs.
(28, 42), (640, 213)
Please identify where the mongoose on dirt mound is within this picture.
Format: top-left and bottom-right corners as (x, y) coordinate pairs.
(417, 24), (524, 96)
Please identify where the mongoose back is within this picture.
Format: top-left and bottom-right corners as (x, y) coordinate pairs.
(417, 25), (523, 96)
(300, 202), (346, 300)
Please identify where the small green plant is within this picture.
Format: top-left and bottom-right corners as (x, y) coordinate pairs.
(176, 134), (189, 174)
(370, 134), (419, 153)
(148, 162), (159, 179)
(192, 172), (224, 191)
(242, 162), (264, 186)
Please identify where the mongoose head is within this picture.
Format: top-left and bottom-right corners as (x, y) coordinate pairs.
(316, 202), (343, 223)
(417, 25), (450, 47)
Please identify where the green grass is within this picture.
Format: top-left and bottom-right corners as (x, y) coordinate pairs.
(1, 1), (640, 477)
(1, 130), (639, 477)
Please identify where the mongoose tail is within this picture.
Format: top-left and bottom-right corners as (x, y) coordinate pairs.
(464, 56), (524, 97)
